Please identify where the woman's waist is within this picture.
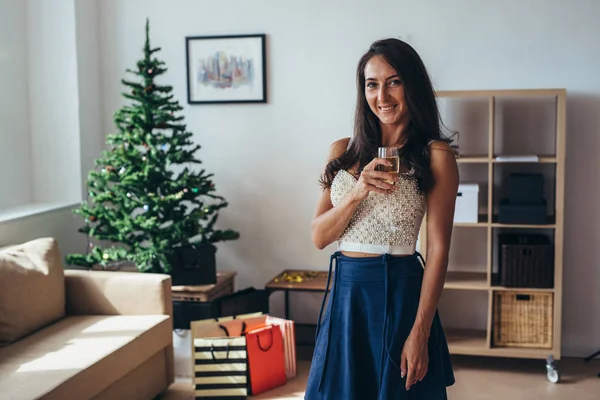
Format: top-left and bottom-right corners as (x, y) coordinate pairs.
(332, 251), (424, 282)
(337, 241), (417, 255)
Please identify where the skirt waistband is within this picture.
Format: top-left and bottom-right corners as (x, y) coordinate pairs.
(335, 252), (424, 282)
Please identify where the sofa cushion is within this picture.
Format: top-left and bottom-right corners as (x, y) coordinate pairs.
(0, 237), (66, 346)
(0, 314), (170, 400)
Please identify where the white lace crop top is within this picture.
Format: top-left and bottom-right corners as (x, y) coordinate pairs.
(330, 169), (426, 255)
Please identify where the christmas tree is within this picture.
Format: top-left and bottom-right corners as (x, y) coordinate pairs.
(66, 19), (239, 273)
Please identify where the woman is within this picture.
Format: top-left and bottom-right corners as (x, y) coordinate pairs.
(305, 38), (458, 399)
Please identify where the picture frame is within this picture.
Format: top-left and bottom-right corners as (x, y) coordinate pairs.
(185, 34), (267, 104)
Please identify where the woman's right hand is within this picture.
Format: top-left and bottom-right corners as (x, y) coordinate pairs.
(350, 158), (398, 202)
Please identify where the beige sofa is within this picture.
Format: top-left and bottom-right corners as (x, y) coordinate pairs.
(0, 237), (174, 400)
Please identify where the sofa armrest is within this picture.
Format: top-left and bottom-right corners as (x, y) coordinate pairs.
(64, 270), (172, 317)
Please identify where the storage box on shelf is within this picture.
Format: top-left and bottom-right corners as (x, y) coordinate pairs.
(420, 89), (565, 375)
(497, 233), (554, 289)
(492, 290), (553, 349)
(454, 183), (480, 223)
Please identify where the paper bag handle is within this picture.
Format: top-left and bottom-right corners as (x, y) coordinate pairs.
(210, 344), (230, 361)
(256, 328), (274, 352)
(218, 321), (247, 337)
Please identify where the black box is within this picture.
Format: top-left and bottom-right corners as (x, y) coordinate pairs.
(169, 244), (217, 286)
(499, 199), (547, 224)
(509, 173), (544, 205)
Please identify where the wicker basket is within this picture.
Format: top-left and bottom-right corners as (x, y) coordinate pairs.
(492, 291), (553, 349)
(498, 234), (554, 288)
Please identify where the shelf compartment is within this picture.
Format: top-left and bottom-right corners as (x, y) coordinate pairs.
(493, 96), (557, 158)
(492, 162), (557, 226)
(455, 163), (490, 225)
(445, 271), (488, 290)
(437, 96), (490, 158)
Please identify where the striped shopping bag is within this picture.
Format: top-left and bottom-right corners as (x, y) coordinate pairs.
(194, 335), (248, 399)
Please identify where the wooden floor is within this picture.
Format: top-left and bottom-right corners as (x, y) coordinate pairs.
(161, 353), (600, 400)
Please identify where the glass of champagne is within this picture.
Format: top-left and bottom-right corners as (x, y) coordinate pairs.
(377, 146), (400, 232)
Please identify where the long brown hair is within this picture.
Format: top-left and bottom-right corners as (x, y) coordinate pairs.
(319, 38), (457, 193)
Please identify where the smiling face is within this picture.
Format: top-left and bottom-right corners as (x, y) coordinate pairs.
(364, 55), (409, 128)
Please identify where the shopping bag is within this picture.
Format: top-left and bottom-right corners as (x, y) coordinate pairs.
(264, 315), (297, 379)
(193, 335), (248, 399)
(192, 315), (259, 399)
(245, 324), (287, 395)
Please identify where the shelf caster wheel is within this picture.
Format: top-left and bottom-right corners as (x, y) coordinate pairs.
(546, 355), (560, 383)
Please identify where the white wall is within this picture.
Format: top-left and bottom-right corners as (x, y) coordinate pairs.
(95, 0), (600, 358)
(0, 0), (33, 210)
(27, 0), (82, 205)
(0, 0), (104, 267)
(74, 0), (104, 196)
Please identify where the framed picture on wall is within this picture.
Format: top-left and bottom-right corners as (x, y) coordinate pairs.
(185, 34), (267, 104)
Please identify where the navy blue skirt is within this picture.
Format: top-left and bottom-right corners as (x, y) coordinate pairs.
(304, 252), (455, 400)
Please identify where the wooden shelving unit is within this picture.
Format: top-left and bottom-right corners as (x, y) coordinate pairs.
(419, 89), (566, 366)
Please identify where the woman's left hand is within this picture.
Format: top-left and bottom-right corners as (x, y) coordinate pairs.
(400, 329), (429, 390)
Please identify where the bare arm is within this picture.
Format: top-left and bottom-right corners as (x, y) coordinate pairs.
(414, 142), (459, 335)
(401, 141), (458, 390)
(311, 138), (397, 250)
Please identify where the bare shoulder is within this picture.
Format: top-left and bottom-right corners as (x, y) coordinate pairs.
(428, 140), (455, 153)
(428, 140), (458, 189)
(327, 137), (351, 161)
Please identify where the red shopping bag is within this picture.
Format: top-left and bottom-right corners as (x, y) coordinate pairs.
(245, 324), (287, 395)
(264, 315), (296, 379)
